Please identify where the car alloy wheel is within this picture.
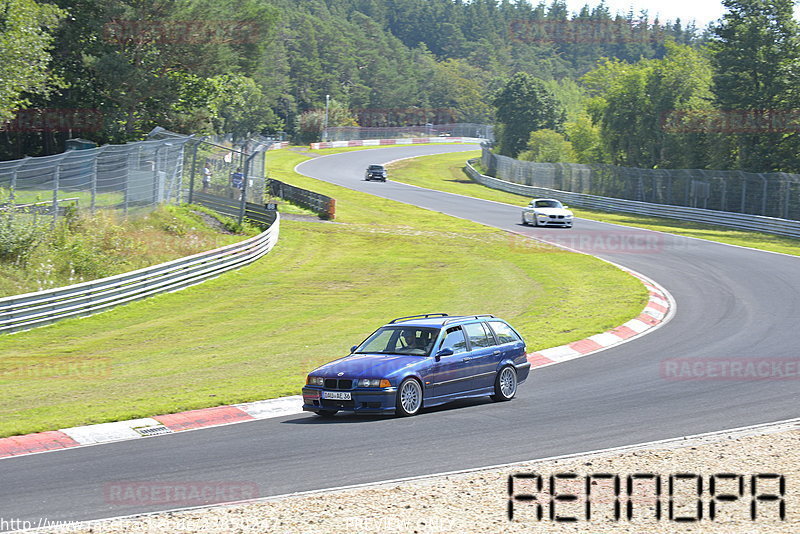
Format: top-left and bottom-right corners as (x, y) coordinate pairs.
(491, 366), (517, 402)
(396, 378), (423, 416)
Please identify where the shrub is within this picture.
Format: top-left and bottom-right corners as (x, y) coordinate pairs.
(0, 214), (43, 264)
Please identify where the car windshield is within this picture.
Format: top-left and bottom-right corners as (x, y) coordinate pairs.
(368, 165), (384, 171)
(355, 326), (439, 356)
(534, 200), (562, 209)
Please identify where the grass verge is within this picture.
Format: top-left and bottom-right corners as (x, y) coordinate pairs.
(0, 205), (254, 297)
(0, 147), (646, 437)
(387, 152), (800, 257)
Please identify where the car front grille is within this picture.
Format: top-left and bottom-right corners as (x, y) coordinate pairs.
(324, 378), (353, 390)
(549, 215), (565, 219)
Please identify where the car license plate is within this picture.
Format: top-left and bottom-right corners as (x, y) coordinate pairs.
(322, 391), (351, 400)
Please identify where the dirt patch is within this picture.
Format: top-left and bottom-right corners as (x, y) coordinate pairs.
(192, 210), (237, 234)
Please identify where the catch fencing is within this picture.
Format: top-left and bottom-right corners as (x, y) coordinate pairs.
(482, 147), (800, 222)
(466, 160), (800, 239)
(0, 215), (280, 334)
(0, 137), (191, 224)
(151, 129), (281, 222)
(0, 130), (285, 228)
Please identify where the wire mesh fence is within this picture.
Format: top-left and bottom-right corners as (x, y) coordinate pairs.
(0, 129), (281, 231)
(171, 132), (271, 209)
(0, 137), (191, 224)
(482, 147), (800, 221)
(324, 123), (493, 142)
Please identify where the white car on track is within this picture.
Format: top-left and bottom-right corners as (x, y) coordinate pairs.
(521, 198), (574, 228)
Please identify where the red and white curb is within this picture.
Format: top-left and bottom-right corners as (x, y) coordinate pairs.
(309, 137), (484, 149)
(527, 269), (674, 368)
(0, 397), (303, 459)
(0, 272), (671, 460)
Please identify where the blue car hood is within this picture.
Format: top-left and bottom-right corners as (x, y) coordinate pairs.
(314, 353), (425, 378)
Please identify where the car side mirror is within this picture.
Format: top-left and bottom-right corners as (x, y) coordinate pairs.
(350, 345), (358, 353)
(563, 205), (570, 209)
(435, 348), (454, 361)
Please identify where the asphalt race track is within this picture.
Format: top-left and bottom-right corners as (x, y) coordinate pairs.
(1, 145), (798, 528)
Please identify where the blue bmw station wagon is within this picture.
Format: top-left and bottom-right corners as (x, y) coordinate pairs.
(302, 314), (530, 417)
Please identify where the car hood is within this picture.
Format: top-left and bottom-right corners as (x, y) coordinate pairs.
(312, 353), (425, 378)
(530, 207), (572, 216)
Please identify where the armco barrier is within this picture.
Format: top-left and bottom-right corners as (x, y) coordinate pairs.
(192, 192), (277, 227)
(268, 179), (335, 219)
(0, 215), (280, 334)
(466, 160), (800, 239)
(309, 137), (484, 149)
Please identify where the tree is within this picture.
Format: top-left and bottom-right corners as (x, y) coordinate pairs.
(518, 129), (576, 162)
(565, 115), (607, 163)
(297, 99), (358, 144)
(709, 0), (800, 171)
(492, 72), (565, 157)
(582, 42), (713, 168)
(0, 0), (65, 123)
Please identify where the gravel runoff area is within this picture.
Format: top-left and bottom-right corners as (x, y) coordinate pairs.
(31, 420), (798, 534)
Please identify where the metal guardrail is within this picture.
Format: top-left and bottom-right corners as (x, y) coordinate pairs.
(192, 192), (277, 227)
(466, 160), (800, 239)
(0, 214), (280, 334)
(267, 178), (335, 219)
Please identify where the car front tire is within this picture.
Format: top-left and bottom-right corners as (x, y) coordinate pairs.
(396, 378), (423, 416)
(491, 366), (517, 402)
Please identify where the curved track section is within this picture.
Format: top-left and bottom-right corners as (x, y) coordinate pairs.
(0, 145), (798, 528)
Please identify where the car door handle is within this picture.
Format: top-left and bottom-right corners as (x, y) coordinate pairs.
(493, 351), (501, 356)
(462, 357), (472, 362)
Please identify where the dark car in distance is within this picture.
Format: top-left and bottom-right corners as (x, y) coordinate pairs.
(302, 313), (530, 417)
(365, 164), (387, 181)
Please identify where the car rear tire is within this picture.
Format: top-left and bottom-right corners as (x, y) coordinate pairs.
(396, 378), (423, 416)
(491, 366), (517, 402)
(316, 409), (337, 417)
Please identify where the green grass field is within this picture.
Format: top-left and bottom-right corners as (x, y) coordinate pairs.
(9, 189), (124, 208)
(0, 146), (647, 437)
(387, 152), (800, 257)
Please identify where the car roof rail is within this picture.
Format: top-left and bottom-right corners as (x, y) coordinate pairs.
(389, 313), (449, 324)
(442, 314), (496, 325)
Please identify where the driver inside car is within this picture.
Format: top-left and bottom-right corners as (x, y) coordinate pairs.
(398, 330), (432, 353)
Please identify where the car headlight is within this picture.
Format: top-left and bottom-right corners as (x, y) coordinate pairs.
(306, 376), (324, 386)
(358, 378), (391, 388)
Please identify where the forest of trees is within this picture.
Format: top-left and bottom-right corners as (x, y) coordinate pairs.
(494, 0), (800, 174)
(2, 0), (798, 174)
(0, 0), (696, 158)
